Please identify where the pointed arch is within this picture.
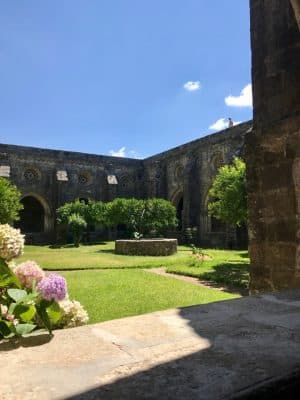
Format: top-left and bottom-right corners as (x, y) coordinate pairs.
(17, 193), (52, 233)
(170, 189), (184, 230)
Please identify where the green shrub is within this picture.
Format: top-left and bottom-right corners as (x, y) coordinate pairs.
(106, 198), (177, 237)
(208, 157), (247, 226)
(0, 178), (23, 224)
(67, 214), (87, 247)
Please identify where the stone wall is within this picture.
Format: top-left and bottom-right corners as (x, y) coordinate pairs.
(115, 239), (178, 256)
(0, 121), (251, 246)
(0, 144), (143, 243)
(247, 0), (300, 292)
(143, 121), (251, 247)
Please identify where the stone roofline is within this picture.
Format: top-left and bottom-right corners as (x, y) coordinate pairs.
(144, 120), (252, 162)
(0, 119), (252, 164)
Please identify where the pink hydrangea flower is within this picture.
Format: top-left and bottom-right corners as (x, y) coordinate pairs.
(14, 260), (45, 289)
(37, 274), (67, 302)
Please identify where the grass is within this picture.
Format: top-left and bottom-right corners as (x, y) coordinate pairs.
(19, 242), (192, 270)
(18, 243), (247, 324)
(166, 249), (250, 289)
(62, 269), (238, 324)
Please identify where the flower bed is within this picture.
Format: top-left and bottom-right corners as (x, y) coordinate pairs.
(115, 239), (178, 256)
(0, 224), (88, 340)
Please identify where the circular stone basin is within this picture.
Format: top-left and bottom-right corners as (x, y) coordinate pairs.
(115, 239), (178, 256)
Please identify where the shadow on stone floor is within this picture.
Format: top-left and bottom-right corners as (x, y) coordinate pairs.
(0, 332), (52, 351)
(64, 292), (300, 400)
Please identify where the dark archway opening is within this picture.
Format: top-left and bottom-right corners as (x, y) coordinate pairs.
(17, 196), (44, 233)
(236, 223), (248, 250)
(176, 197), (183, 230)
(211, 216), (226, 233)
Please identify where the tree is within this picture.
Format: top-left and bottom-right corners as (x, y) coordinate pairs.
(88, 201), (109, 225)
(106, 198), (177, 237)
(143, 198), (178, 235)
(57, 199), (108, 226)
(0, 178), (23, 224)
(208, 157), (247, 226)
(56, 199), (88, 225)
(67, 213), (87, 247)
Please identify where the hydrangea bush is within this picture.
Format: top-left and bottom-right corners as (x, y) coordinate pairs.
(0, 224), (88, 340)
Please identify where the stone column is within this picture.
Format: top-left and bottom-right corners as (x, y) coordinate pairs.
(247, 0), (300, 292)
(291, 0), (300, 29)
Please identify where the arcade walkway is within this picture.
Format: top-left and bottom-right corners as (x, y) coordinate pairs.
(2, 290), (300, 399)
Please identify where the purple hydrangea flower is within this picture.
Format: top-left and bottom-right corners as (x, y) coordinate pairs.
(37, 273), (67, 302)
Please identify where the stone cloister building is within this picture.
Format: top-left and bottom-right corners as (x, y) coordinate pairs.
(246, 0), (300, 292)
(1, 0), (300, 295)
(0, 121), (251, 246)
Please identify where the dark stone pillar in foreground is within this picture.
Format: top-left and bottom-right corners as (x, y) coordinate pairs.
(247, 0), (300, 293)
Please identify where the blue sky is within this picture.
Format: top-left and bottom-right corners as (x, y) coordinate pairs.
(0, 1), (252, 159)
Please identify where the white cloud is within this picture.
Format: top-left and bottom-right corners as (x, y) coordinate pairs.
(183, 81), (201, 91)
(209, 118), (241, 131)
(109, 147), (141, 159)
(225, 83), (253, 107)
(109, 146), (126, 157)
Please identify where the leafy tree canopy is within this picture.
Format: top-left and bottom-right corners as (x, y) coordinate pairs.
(106, 198), (177, 236)
(56, 199), (107, 226)
(67, 213), (87, 247)
(0, 178), (23, 224)
(57, 197), (177, 238)
(208, 157), (247, 226)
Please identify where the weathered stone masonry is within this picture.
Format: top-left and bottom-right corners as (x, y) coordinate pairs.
(246, 0), (300, 292)
(144, 122), (251, 247)
(0, 121), (251, 246)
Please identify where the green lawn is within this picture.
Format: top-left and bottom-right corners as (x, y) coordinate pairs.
(62, 269), (238, 324)
(166, 249), (250, 289)
(19, 242), (192, 270)
(17, 243), (248, 324)
(20, 243), (250, 288)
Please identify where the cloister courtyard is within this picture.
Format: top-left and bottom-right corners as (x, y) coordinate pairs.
(19, 243), (248, 324)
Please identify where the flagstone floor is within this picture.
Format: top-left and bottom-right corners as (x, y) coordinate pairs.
(2, 290), (300, 399)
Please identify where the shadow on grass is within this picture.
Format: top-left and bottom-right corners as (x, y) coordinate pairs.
(49, 242), (108, 249)
(49, 244), (75, 249)
(96, 249), (116, 254)
(238, 251), (249, 259)
(200, 262), (249, 291)
(82, 241), (108, 246)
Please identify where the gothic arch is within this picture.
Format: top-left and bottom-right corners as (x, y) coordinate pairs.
(203, 190), (226, 233)
(18, 193), (52, 233)
(170, 189), (184, 230)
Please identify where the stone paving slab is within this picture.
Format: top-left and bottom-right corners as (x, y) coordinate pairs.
(2, 290), (300, 399)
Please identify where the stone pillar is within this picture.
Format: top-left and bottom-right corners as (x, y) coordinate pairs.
(247, 0), (300, 292)
(291, 0), (300, 28)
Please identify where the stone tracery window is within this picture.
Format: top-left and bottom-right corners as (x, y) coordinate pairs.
(24, 168), (39, 182)
(78, 172), (91, 185)
(78, 175), (88, 185)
